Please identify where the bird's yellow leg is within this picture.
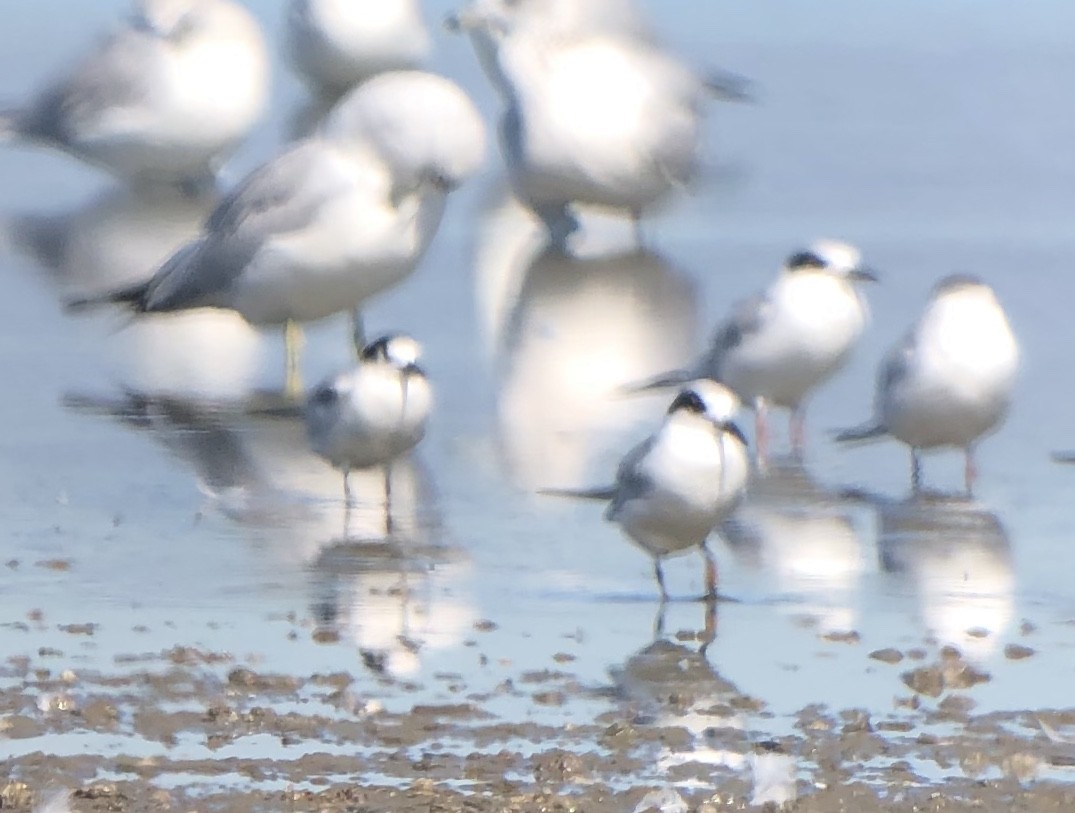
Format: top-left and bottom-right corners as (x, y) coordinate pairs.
(284, 319), (306, 398)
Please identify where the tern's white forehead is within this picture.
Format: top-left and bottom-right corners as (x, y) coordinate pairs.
(807, 239), (862, 272)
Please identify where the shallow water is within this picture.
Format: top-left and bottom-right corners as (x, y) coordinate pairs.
(2, 0), (1075, 803)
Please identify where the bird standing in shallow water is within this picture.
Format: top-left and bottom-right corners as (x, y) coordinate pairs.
(544, 380), (750, 602)
(631, 240), (876, 465)
(447, 0), (749, 246)
(836, 274), (1019, 495)
(305, 334), (432, 510)
(65, 70), (486, 396)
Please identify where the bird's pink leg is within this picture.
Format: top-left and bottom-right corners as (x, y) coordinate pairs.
(701, 542), (719, 601)
(789, 404), (807, 459)
(964, 447), (978, 497)
(754, 398), (769, 471)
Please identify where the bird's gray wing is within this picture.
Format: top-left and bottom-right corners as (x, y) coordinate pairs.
(702, 292), (771, 374)
(142, 142), (353, 312)
(834, 334), (915, 443)
(878, 334), (915, 402)
(15, 28), (161, 145)
(207, 140), (347, 235)
(604, 434), (657, 521)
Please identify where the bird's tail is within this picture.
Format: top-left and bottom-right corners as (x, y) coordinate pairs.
(618, 368), (695, 395)
(64, 280), (149, 314)
(1052, 451), (1075, 465)
(833, 421), (888, 444)
(538, 485), (617, 501)
(704, 69), (754, 103)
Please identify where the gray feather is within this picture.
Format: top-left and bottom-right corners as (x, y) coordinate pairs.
(206, 140), (344, 235)
(833, 327), (917, 445)
(69, 141), (354, 315)
(539, 485), (618, 501)
(704, 68), (754, 103)
(14, 28), (159, 147)
(700, 292), (770, 375)
(620, 367), (694, 394)
(833, 422), (888, 444)
(878, 340), (913, 397)
(140, 238), (233, 311)
(604, 435), (657, 520)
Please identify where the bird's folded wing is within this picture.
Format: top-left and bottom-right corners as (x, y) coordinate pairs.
(16, 29), (160, 143)
(702, 292), (771, 368)
(139, 143), (364, 311)
(207, 141), (356, 236)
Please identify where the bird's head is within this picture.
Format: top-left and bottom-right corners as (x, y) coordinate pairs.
(668, 380), (747, 446)
(323, 71), (487, 198)
(785, 239), (878, 283)
(362, 333), (425, 377)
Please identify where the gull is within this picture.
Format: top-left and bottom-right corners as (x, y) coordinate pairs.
(0, 0), (269, 185)
(447, 0), (749, 245)
(543, 380), (750, 601)
(632, 240), (876, 464)
(836, 274), (1019, 494)
(67, 70), (486, 395)
(305, 334), (432, 506)
(284, 0), (431, 97)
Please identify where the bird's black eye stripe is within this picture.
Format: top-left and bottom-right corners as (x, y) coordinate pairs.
(786, 251), (826, 270)
(723, 421), (749, 448)
(669, 389), (706, 415)
(361, 336), (391, 361)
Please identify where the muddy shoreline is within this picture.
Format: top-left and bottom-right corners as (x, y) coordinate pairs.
(4, 622), (1075, 813)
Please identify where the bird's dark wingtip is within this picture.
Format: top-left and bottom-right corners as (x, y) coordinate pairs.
(538, 485), (618, 501)
(832, 422), (888, 444)
(617, 369), (694, 397)
(63, 282), (148, 315)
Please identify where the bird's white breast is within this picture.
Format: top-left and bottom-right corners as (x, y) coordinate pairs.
(720, 272), (867, 407)
(884, 291), (1018, 449)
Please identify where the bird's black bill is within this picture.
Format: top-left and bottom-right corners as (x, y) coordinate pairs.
(723, 420), (749, 448)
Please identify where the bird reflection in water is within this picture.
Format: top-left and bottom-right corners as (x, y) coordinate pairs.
(309, 541), (473, 681)
(721, 459), (865, 635)
(610, 622), (761, 783)
(876, 493), (1013, 661)
(493, 240), (699, 491)
(4, 183), (264, 402)
(63, 392), (473, 680)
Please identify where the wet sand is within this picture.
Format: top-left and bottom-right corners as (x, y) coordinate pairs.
(4, 608), (1075, 812)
